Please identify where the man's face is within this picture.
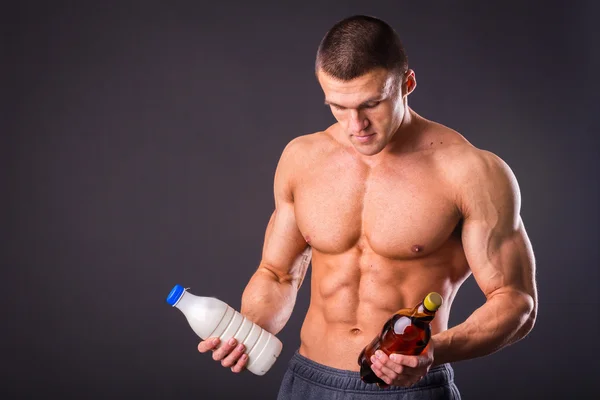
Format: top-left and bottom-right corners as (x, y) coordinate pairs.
(317, 68), (406, 156)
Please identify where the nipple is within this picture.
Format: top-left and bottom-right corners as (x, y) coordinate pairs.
(411, 245), (424, 253)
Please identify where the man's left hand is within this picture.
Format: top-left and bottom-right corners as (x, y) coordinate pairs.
(369, 343), (434, 388)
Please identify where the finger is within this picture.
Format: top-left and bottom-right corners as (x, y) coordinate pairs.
(390, 353), (420, 369)
(221, 342), (246, 368)
(198, 337), (220, 353)
(375, 351), (404, 375)
(212, 338), (238, 361)
(389, 354), (429, 383)
(230, 353), (249, 373)
(374, 352), (425, 387)
(370, 355), (396, 385)
(370, 364), (391, 385)
(376, 363), (398, 384)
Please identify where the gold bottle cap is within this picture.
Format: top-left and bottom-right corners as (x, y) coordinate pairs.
(424, 292), (443, 312)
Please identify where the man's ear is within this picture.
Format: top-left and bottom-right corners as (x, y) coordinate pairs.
(403, 69), (417, 97)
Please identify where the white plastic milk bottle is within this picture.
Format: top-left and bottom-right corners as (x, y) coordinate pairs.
(166, 284), (283, 376)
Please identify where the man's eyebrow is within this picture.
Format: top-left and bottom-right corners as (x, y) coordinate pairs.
(324, 100), (344, 108)
(324, 96), (384, 108)
(358, 97), (384, 107)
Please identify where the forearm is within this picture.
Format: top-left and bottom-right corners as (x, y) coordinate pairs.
(432, 289), (536, 366)
(240, 265), (300, 335)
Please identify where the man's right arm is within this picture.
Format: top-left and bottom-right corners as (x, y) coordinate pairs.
(198, 138), (311, 372)
(241, 137), (311, 333)
(240, 208), (311, 334)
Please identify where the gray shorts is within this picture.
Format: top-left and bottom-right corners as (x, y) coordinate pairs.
(277, 351), (461, 400)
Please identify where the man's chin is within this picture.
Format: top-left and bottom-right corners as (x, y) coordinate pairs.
(353, 143), (384, 156)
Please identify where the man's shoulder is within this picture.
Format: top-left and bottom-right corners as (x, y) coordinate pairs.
(273, 131), (334, 194)
(282, 131), (322, 153)
(418, 120), (518, 196)
(442, 144), (513, 184)
(279, 130), (337, 166)
(420, 121), (508, 178)
(433, 140), (520, 210)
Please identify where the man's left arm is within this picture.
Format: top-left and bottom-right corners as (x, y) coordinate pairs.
(432, 150), (537, 365)
(370, 150), (538, 387)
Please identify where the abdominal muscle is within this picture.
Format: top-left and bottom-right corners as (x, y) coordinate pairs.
(298, 244), (466, 370)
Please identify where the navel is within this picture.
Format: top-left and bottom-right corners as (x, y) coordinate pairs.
(350, 328), (362, 335)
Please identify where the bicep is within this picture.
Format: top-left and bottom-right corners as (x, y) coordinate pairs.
(261, 202), (310, 283)
(462, 216), (535, 298)
(258, 138), (311, 284)
(459, 153), (536, 299)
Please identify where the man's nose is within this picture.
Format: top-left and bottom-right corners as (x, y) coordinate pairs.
(349, 110), (369, 133)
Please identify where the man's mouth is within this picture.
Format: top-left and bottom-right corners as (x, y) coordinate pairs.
(353, 133), (376, 143)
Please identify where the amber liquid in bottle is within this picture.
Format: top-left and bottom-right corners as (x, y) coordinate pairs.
(358, 292), (443, 388)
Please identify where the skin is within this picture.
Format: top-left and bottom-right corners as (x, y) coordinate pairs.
(198, 67), (538, 388)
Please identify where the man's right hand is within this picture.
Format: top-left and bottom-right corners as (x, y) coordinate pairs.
(198, 337), (248, 373)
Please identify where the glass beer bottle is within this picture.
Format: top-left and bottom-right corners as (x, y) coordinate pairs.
(358, 292), (443, 387)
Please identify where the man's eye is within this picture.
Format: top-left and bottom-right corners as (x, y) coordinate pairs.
(364, 102), (380, 108)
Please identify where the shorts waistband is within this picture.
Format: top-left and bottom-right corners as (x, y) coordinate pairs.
(287, 350), (455, 393)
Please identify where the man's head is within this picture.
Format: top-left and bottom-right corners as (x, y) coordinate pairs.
(315, 15), (416, 156)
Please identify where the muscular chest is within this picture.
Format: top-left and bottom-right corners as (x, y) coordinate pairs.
(294, 156), (460, 259)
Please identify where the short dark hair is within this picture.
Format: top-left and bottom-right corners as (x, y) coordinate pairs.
(315, 15), (408, 81)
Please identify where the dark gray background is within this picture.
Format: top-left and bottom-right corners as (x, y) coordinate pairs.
(3, 1), (598, 399)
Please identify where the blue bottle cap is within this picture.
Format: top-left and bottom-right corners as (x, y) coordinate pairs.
(166, 284), (186, 306)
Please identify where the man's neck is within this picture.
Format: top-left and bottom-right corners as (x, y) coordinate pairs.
(385, 107), (421, 153)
